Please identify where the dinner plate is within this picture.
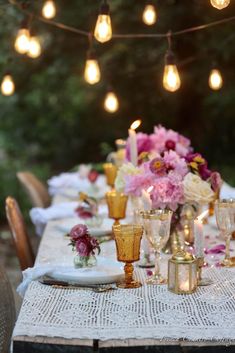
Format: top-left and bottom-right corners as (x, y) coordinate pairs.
(55, 217), (113, 237)
(50, 257), (124, 285)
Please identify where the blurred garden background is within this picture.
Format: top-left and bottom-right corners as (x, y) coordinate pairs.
(0, 0), (235, 222)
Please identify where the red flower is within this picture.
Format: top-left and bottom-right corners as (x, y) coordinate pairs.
(88, 170), (99, 183)
(75, 206), (93, 219)
(69, 224), (88, 241)
(165, 139), (176, 151)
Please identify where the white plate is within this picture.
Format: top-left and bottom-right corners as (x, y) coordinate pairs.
(55, 218), (113, 237)
(50, 257), (124, 285)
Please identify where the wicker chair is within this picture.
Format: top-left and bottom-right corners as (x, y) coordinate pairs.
(0, 265), (16, 353)
(5, 197), (35, 271)
(17, 171), (50, 208)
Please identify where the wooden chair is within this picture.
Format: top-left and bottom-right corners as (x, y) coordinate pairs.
(5, 197), (35, 271)
(17, 171), (50, 208)
(0, 265), (16, 353)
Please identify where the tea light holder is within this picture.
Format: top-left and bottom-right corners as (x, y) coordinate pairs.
(103, 163), (118, 189)
(168, 251), (198, 294)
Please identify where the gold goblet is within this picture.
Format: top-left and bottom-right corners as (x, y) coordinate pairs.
(103, 163), (118, 189)
(113, 224), (143, 289)
(106, 191), (128, 226)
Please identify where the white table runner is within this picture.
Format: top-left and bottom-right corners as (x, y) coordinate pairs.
(13, 265), (235, 342)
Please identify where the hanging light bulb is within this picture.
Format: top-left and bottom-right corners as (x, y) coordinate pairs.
(163, 42), (181, 93)
(210, 0), (230, 10)
(1, 74), (15, 96)
(142, 4), (157, 26)
(27, 36), (42, 58)
(14, 21), (30, 54)
(209, 69), (223, 90)
(42, 0), (56, 19)
(104, 91), (119, 113)
(84, 50), (101, 84)
(94, 0), (112, 43)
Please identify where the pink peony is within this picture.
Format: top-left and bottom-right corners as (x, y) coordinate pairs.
(163, 150), (188, 177)
(70, 224), (88, 241)
(124, 172), (153, 197)
(150, 174), (185, 211)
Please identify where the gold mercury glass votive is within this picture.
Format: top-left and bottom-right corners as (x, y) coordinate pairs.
(103, 163), (118, 189)
(106, 191), (128, 226)
(168, 251), (198, 295)
(113, 224), (143, 289)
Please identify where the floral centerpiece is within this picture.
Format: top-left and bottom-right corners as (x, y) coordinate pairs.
(115, 125), (222, 249)
(68, 224), (100, 268)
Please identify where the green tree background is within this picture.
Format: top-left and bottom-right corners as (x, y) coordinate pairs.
(0, 0), (235, 220)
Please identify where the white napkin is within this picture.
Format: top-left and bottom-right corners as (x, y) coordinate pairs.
(30, 202), (79, 236)
(17, 265), (82, 297)
(48, 172), (91, 195)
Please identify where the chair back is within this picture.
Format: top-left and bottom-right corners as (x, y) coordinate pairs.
(17, 171), (50, 208)
(0, 265), (16, 353)
(5, 197), (35, 271)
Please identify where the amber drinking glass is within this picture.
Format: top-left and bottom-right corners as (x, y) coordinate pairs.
(103, 163), (118, 189)
(106, 191), (128, 226)
(113, 224), (143, 288)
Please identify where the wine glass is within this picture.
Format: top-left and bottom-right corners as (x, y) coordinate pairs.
(106, 190), (128, 226)
(103, 163), (118, 189)
(112, 224), (143, 289)
(215, 199), (235, 267)
(141, 209), (173, 284)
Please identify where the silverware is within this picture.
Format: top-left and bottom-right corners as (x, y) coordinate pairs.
(39, 276), (117, 292)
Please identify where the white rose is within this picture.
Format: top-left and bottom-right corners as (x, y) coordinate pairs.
(183, 172), (215, 204)
(115, 162), (141, 192)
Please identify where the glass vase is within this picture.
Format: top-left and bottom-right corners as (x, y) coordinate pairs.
(74, 254), (97, 268)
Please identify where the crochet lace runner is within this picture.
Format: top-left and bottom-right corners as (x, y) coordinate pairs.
(14, 266), (235, 342)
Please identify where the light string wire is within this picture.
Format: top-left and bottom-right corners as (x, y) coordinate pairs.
(9, 0), (235, 40)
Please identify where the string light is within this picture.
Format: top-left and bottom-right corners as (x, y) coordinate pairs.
(142, 4), (157, 26)
(14, 20), (30, 54)
(94, 0), (112, 43)
(163, 33), (181, 92)
(84, 56), (101, 85)
(104, 91), (119, 113)
(42, 0), (56, 19)
(210, 0), (230, 10)
(27, 36), (42, 58)
(209, 69), (223, 90)
(1, 74), (15, 96)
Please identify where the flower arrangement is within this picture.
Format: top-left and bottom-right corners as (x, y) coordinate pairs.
(68, 224), (100, 268)
(116, 126), (222, 212)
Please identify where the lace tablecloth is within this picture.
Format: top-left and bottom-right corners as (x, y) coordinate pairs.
(13, 219), (235, 342)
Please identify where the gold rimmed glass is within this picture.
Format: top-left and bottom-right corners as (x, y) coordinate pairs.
(106, 191), (128, 226)
(103, 163), (118, 189)
(141, 209), (173, 284)
(215, 199), (235, 267)
(112, 224), (143, 289)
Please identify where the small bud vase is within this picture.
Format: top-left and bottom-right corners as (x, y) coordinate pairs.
(74, 254), (97, 268)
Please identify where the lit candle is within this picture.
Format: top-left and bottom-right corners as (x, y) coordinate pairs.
(180, 279), (190, 292)
(141, 189), (152, 211)
(194, 218), (204, 257)
(128, 119), (141, 167)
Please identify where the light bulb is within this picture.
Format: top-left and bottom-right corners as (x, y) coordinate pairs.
(163, 64), (181, 92)
(1, 74), (15, 96)
(209, 69), (223, 90)
(104, 91), (119, 113)
(14, 28), (30, 54)
(142, 4), (157, 26)
(27, 36), (42, 58)
(42, 0), (56, 19)
(210, 0), (230, 9)
(94, 2), (112, 43)
(84, 59), (101, 85)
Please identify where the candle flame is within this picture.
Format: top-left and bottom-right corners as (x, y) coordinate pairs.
(147, 186), (153, 193)
(130, 119), (141, 130)
(197, 210), (209, 222)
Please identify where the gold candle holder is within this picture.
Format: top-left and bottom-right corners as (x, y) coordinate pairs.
(103, 163), (118, 189)
(106, 191), (128, 226)
(113, 224), (143, 289)
(168, 251), (198, 294)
